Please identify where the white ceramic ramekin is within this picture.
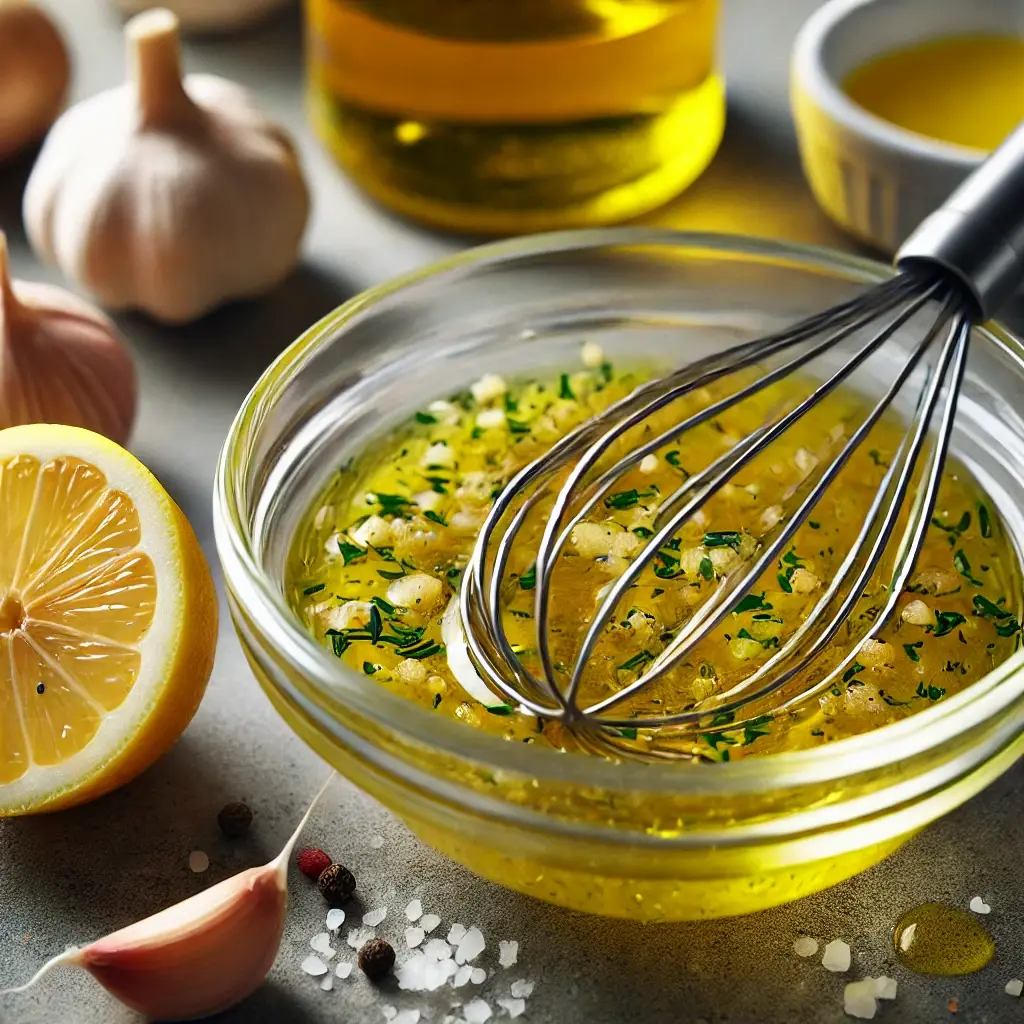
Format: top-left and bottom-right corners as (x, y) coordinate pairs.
(791, 0), (1020, 253)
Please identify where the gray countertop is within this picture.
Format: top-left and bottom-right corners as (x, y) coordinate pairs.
(1, 2), (1021, 1023)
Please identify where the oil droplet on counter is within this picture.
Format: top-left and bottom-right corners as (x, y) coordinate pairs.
(894, 902), (995, 975)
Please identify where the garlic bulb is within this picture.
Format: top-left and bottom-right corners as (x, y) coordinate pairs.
(0, 232), (136, 443)
(0, 0), (70, 161)
(4, 774), (334, 1020)
(24, 8), (310, 325)
(111, 0), (292, 35)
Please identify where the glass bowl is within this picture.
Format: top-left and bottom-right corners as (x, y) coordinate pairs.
(214, 230), (1024, 921)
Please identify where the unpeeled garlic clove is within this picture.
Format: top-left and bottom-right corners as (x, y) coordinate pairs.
(0, 231), (137, 443)
(4, 775), (334, 1020)
(0, 1), (70, 162)
(24, 8), (310, 325)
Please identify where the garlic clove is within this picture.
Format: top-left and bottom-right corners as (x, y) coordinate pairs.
(0, 1), (70, 162)
(24, 8), (310, 325)
(4, 774), (334, 1020)
(78, 867), (287, 1020)
(111, 0), (293, 36)
(0, 231), (137, 443)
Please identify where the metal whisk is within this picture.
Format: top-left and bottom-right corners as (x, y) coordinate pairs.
(459, 123), (1024, 759)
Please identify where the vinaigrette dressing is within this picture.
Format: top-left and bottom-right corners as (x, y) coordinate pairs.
(287, 351), (1021, 761)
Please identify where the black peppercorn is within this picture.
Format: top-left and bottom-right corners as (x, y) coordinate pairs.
(357, 937), (395, 980)
(317, 862), (356, 905)
(216, 801), (253, 838)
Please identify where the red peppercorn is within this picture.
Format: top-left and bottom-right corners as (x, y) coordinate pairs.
(357, 938), (395, 980)
(297, 848), (332, 880)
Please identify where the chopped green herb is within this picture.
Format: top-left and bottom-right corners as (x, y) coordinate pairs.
(423, 475), (449, 494)
(615, 727), (639, 741)
(508, 609), (532, 619)
(605, 489), (643, 510)
(953, 549), (983, 585)
(665, 450), (686, 471)
(504, 393), (519, 413)
(373, 493), (414, 514)
(699, 557), (715, 581)
(703, 531), (743, 550)
(973, 594), (1012, 619)
(486, 704), (513, 716)
(618, 649), (655, 672)
(978, 502), (992, 538)
(507, 418), (531, 434)
(741, 715), (772, 745)
(881, 691), (911, 706)
(414, 411), (436, 425)
(632, 526), (654, 538)
(558, 374), (575, 400)
(777, 573), (793, 594)
(362, 661), (378, 675)
(699, 662), (717, 679)
(931, 511), (971, 545)
(996, 617), (1022, 638)
(701, 731), (737, 750)
(842, 663), (865, 684)
(400, 641), (445, 660)
(931, 610), (967, 637)
(445, 566), (462, 580)
(519, 564), (537, 590)
(376, 568), (407, 581)
(432, 693), (442, 709)
(915, 682), (946, 701)
(735, 592), (771, 613)
(368, 605), (383, 644)
(369, 544), (396, 562)
(338, 541), (366, 565)
(651, 588), (665, 598)
(808, 520), (821, 529)
(653, 564), (680, 580)
(303, 583), (325, 595)
(423, 509), (448, 527)
(903, 641), (923, 662)
(868, 449), (888, 467)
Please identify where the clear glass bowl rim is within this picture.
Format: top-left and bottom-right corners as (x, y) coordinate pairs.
(214, 227), (1024, 798)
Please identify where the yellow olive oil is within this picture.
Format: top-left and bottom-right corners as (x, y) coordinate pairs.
(287, 356), (1021, 760)
(894, 902), (996, 975)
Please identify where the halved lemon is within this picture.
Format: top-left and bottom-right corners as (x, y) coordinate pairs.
(0, 424), (217, 815)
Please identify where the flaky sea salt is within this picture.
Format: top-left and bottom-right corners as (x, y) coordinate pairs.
(455, 927), (486, 964)
(320, 975), (333, 992)
(969, 896), (991, 914)
(510, 980), (534, 999)
(420, 914), (441, 933)
(370, 834), (385, 849)
(463, 999), (493, 1023)
(406, 927), (425, 948)
(382, 1007), (397, 1021)
(310, 932), (336, 959)
(188, 850), (209, 873)
(425, 938), (453, 961)
(406, 899), (424, 922)
(398, 953), (459, 991)
(823, 939), (852, 973)
(448, 923), (468, 944)
(326, 908), (346, 931)
(1006, 979), (1023, 997)
(843, 979), (877, 1020)
(301, 955), (329, 977)
(335, 962), (353, 979)
(364, 907), (388, 927)
(793, 936), (819, 958)
(394, 1012), (421, 1024)
(453, 965), (474, 988)
(348, 927), (376, 950)
(498, 940), (518, 967)
(470, 968), (486, 985)
(873, 977), (898, 1000)
(496, 997), (526, 1019)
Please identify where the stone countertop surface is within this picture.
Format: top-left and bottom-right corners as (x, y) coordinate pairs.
(1, 2), (1021, 1023)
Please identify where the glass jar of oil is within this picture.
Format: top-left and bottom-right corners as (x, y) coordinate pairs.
(305, 0), (725, 234)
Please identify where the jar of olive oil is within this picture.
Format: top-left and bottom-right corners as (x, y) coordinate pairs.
(305, 0), (725, 234)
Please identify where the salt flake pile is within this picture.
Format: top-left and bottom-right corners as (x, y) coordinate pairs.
(301, 892), (535, 1021)
(843, 977), (898, 1020)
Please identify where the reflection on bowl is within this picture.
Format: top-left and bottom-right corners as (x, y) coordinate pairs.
(214, 230), (1024, 921)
